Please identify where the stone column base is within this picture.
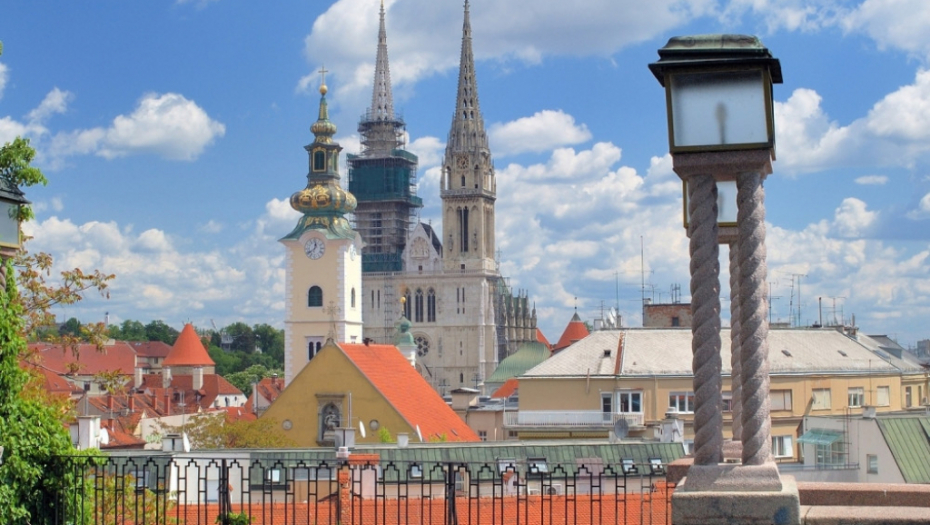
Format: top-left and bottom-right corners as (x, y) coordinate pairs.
(722, 439), (743, 461)
(673, 469), (799, 525)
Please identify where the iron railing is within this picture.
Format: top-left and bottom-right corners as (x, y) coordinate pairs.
(45, 454), (675, 525)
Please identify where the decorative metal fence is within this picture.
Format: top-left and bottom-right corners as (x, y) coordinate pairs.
(47, 454), (675, 525)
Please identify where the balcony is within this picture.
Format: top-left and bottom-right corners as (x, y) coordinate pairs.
(505, 410), (645, 429)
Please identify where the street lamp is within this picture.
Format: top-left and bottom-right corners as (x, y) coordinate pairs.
(0, 176), (29, 256)
(649, 34), (782, 156)
(650, 35), (795, 525)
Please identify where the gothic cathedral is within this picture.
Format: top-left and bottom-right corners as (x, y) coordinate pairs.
(354, 1), (538, 394)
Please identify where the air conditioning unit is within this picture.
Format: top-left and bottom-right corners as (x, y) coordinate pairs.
(546, 483), (563, 496)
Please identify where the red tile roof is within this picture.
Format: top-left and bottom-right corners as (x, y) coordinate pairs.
(163, 324), (214, 367)
(243, 376), (285, 414)
(552, 312), (590, 352)
(140, 373), (243, 412)
(490, 378), (518, 399)
(128, 341), (172, 358)
(23, 363), (80, 397)
(339, 343), (479, 442)
(27, 341), (137, 376)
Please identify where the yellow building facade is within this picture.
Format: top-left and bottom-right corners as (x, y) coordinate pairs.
(511, 328), (929, 461)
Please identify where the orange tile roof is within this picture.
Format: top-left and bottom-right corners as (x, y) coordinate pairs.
(491, 378), (518, 399)
(553, 312), (590, 352)
(23, 363), (80, 396)
(339, 343), (479, 442)
(27, 341), (137, 376)
(163, 324), (214, 367)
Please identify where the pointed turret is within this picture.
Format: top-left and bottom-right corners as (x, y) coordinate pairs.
(441, 0), (497, 272)
(447, 0), (489, 153)
(348, 1), (422, 273)
(371, 0), (394, 122)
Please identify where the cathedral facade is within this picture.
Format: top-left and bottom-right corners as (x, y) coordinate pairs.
(352, 1), (537, 393)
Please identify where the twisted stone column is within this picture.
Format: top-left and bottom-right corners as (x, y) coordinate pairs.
(737, 173), (771, 466)
(729, 242), (743, 443)
(688, 176), (723, 466)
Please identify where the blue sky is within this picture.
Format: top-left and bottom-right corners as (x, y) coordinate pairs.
(2, 0), (930, 348)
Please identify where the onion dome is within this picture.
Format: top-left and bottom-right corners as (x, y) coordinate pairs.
(282, 74), (360, 241)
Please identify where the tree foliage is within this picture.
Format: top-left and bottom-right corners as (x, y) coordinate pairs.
(0, 259), (76, 524)
(225, 364), (283, 398)
(144, 319), (179, 344)
(0, 137), (46, 223)
(158, 412), (295, 450)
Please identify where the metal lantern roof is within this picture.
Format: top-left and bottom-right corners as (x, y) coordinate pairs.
(649, 34), (783, 86)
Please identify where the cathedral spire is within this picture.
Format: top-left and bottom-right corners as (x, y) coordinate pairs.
(370, 0), (394, 121)
(447, 0), (488, 153)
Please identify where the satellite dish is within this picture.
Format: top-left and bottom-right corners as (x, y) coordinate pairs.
(416, 424), (423, 442)
(99, 428), (110, 446)
(359, 420), (367, 439)
(613, 418), (629, 440)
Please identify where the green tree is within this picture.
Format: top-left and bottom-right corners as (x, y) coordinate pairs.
(209, 345), (242, 377)
(59, 316), (83, 337)
(224, 322), (255, 353)
(0, 258), (75, 523)
(158, 412), (294, 449)
(110, 319), (146, 341)
(253, 323), (284, 365)
(225, 364), (283, 398)
(144, 319), (179, 344)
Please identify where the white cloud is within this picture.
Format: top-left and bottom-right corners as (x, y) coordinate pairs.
(907, 192), (930, 219)
(48, 93), (225, 162)
(854, 175), (888, 185)
(841, 0), (930, 58)
(303, 0), (716, 113)
(832, 197), (877, 237)
(775, 69), (930, 173)
(199, 220), (224, 234)
(488, 110), (591, 157)
(27, 88), (73, 123)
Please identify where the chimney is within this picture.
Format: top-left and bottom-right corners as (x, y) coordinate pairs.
(164, 391), (171, 416)
(134, 367), (144, 390)
(193, 366), (204, 391)
(75, 416), (101, 450)
(272, 373), (279, 390)
(128, 395), (135, 412)
(107, 393), (115, 414)
(162, 368), (172, 389)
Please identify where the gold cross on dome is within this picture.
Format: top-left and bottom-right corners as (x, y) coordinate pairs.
(318, 66), (329, 88)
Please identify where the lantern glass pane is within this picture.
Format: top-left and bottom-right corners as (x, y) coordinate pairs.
(683, 179), (738, 227)
(670, 70), (767, 148)
(0, 201), (19, 248)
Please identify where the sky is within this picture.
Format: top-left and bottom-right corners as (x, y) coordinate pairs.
(2, 0), (930, 349)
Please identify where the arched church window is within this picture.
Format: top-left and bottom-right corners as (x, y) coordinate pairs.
(351, 288), (356, 309)
(427, 289), (436, 322)
(415, 335), (429, 357)
(403, 289), (411, 319)
(415, 289), (424, 323)
(459, 373), (464, 384)
(308, 286), (323, 307)
(313, 150), (326, 171)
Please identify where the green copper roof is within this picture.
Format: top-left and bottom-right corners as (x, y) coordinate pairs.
(487, 341), (550, 384)
(877, 417), (930, 483)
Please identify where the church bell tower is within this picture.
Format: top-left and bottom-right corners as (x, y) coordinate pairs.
(440, 0), (496, 273)
(280, 71), (364, 385)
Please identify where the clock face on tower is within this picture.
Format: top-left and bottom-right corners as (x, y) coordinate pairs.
(304, 238), (325, 259)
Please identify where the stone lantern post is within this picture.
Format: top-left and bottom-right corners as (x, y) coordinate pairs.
(650, 34), (800, 525)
